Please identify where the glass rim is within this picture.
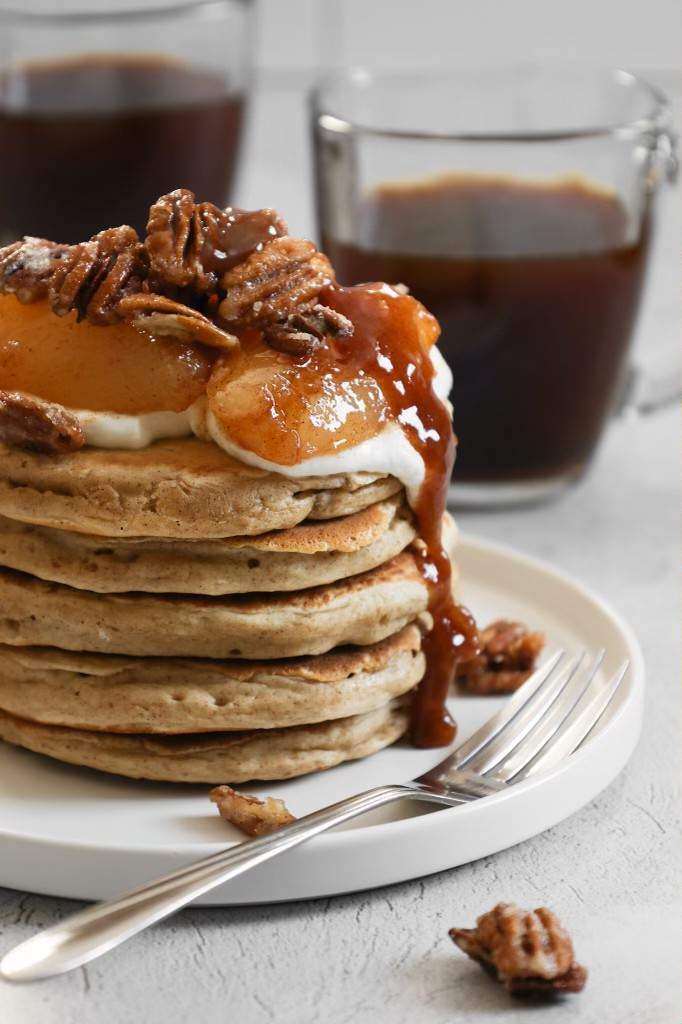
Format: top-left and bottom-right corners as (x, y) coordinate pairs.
(311, 63), (671, 144)
(0, 0), (248, 25)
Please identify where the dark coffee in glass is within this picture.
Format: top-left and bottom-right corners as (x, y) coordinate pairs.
(323, 173), (651, 485)
(312, 65), (674, 505)
(0, 0), (253, 243)
(0, 56), (245, 243)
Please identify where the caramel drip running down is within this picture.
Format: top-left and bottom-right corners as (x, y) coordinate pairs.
(320, 283), (479, 747)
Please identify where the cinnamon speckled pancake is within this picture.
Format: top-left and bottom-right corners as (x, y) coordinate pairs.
(0, 437), (401, 539)
(0, 624), (424, 732)
(0, 699), (410, 783)
(0, 496), (419, 594)
(0, 545), (447, 658)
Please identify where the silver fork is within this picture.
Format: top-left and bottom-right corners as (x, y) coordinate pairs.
(1, 650), (627, 983)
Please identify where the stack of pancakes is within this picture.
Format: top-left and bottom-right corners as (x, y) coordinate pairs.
(0, 436), (455, 782)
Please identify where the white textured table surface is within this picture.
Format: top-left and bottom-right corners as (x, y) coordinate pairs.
(1, 79), (681, 1024)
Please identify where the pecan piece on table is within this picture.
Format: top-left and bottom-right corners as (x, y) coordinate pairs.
(118, 293), (238, 351)
(49, 226), (144, 325)
(264, 303), (354, 356)
(210, 785), (296, 837)
(217, 236), (334, 329)
(145, 188), (287, 295)
(0, 237), (70, 303)
(0, 390), (85, 454)
(449, 903), (587, 997)
(456, 620), (545, 694)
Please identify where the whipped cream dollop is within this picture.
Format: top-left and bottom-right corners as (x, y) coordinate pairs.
(75, 408), (193, 449)
(20, 346), (453, 507)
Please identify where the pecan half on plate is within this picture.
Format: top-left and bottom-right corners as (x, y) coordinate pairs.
(210, 785), (296, 837)
(456, 620), (545, 694)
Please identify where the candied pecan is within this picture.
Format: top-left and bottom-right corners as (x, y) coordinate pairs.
(49, 226), (143, 325)
(449, 903), (587, 997)
(217, 236), (334, 329)
(292, 304), (353, 339)
(118, 293), (238, 351)
(0, 390), (85, 454)
(210, 785), (296, 837)
(456, 620), (545, 694)
(264, 303), (354, 356)
(145, 188), (287, 295)
(263, 322), (321, 356)
(145, 188), (198, 289)
(0, 237), (70, 303)
(0, 238), (64, 303)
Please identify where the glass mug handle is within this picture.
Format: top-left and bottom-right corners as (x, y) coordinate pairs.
(616, 126), (680, 418)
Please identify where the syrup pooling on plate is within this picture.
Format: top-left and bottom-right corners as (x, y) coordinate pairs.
(0, 294), (214, 413)
(208, 282), (479, 747)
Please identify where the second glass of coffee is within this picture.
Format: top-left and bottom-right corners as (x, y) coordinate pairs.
(312, 66), (674, 505)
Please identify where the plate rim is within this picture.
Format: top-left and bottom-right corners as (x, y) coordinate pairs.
(0, 531), (645, 857)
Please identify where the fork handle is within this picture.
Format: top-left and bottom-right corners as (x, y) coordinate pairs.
(1, 782), (469, 983)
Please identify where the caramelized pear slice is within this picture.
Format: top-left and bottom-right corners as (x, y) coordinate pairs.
(0, 294), (214, 414)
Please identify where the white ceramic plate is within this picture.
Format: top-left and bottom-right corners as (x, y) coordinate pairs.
(0, 534), (644, 904)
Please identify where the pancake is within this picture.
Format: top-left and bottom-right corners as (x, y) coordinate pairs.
(0, 700), (410, 782)
(0, 547), (441, 658)
(0, 624), (424, 732)
(0, 437), (401, 539)
(0, 496), (418, 595)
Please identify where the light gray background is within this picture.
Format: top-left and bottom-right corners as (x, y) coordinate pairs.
(257, 0), (682, 71)
(1, 2), (680, 1021)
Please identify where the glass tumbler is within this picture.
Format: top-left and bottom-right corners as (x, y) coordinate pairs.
(311, 65), (677, 506)
(0, 0), (254, 243)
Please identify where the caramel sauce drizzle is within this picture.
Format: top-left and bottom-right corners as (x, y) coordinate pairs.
(320, 283), (479, 747)
(199, 208), (285, 277)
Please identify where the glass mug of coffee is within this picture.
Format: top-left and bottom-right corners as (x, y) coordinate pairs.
(0, 0), (253, 243)
(311, 65), (677, 505)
